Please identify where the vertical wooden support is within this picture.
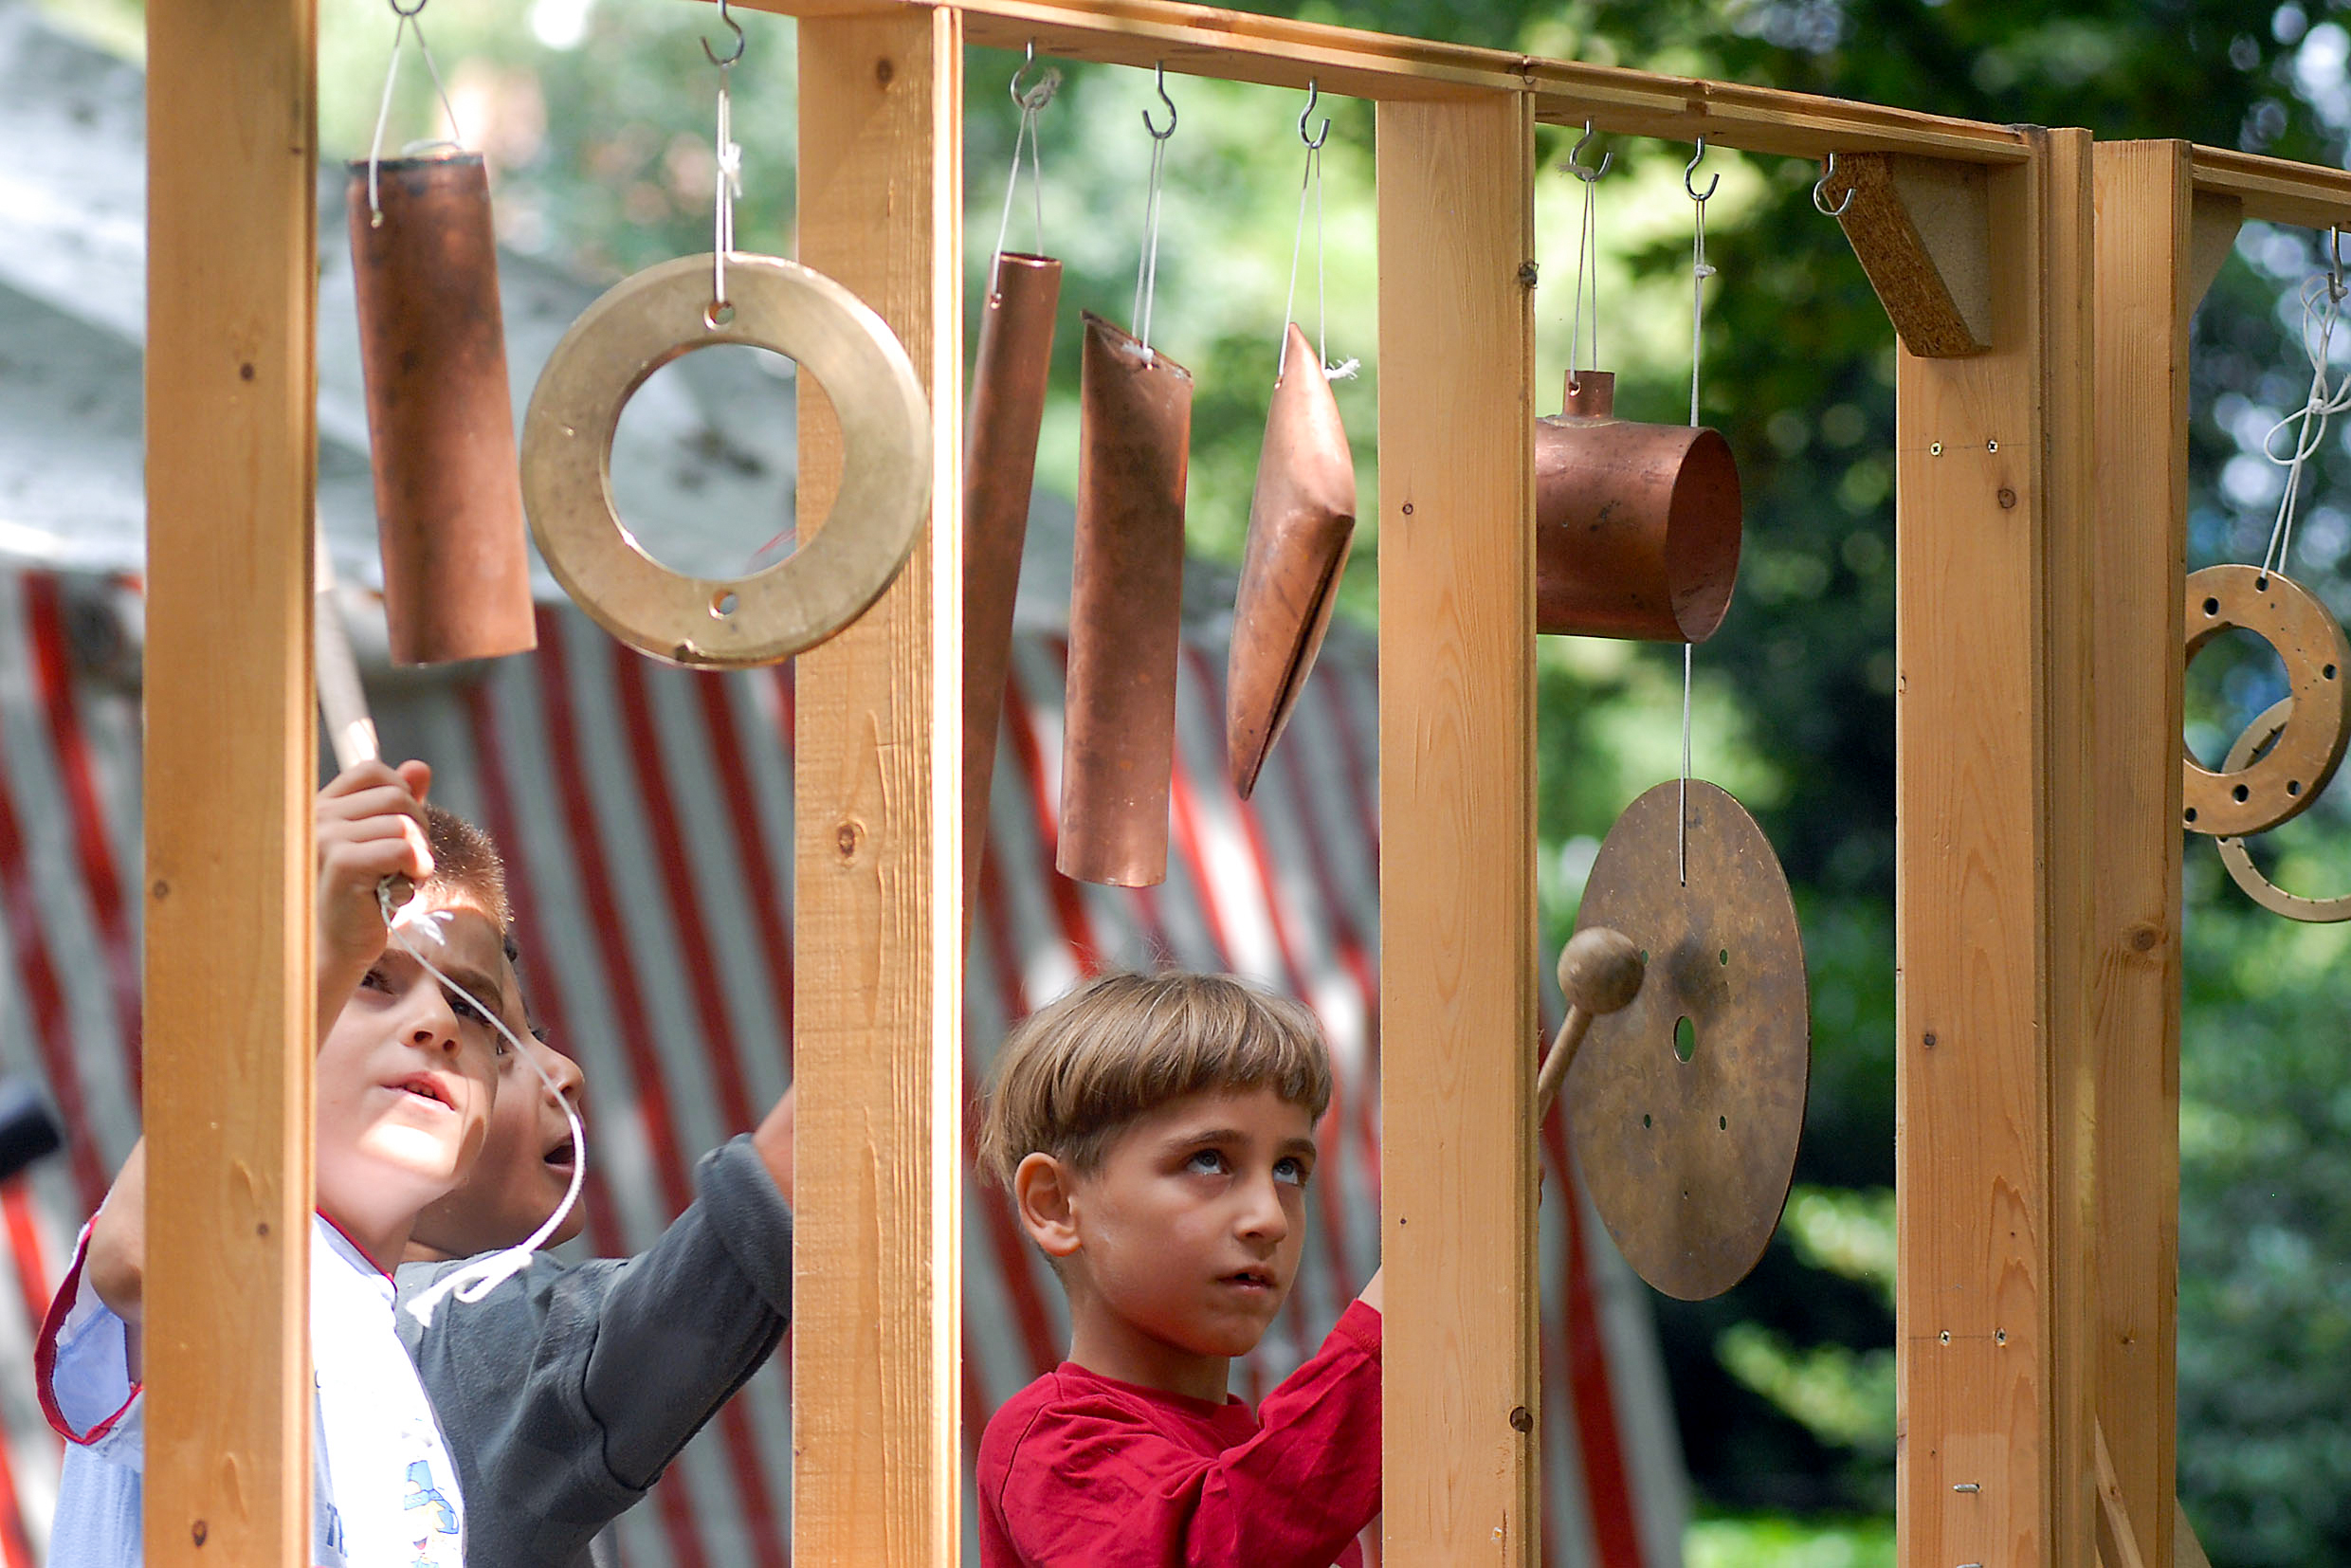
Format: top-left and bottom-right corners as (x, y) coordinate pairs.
(2088, 139), (2212, 1568)
(142, 1), (317, 1563)
(1893, 128), (2097, 1568)
(793, 9), (962, 1563)
(1376, 92), (1538, 1566)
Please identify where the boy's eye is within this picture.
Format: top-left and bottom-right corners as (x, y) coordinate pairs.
(1185, 1148), (1229, 1176)
(359, 966), (391, 994)
(1274, 1157), (1310, 1188)
(443, 987), (487, 1026)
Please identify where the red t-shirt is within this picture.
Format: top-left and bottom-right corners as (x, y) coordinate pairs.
(977, 1300), (1382, 1567)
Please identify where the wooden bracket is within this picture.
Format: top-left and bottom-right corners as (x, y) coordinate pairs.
(2188, 190), (2243, 310)
(1825, 151), (1993, 357)
(2094, 1419), (2150, 1568)
(2173, 1499), (2214, 1568)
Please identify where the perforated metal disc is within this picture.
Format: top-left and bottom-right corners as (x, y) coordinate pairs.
(1569, 780), (1810, 1301)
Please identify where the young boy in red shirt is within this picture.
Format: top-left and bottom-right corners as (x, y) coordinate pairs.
(975, 971), (1383, 1567)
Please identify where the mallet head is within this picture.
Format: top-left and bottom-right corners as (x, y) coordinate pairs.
(1558, 926), (1644, 1015)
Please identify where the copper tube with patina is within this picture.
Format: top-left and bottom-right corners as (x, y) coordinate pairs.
(1059, 313), (1192, 887)
(347, 151), (536, 665)
(962, 251), (1061, 930)
(1535, 370), (1741, 643)
(1226, 323), (1356, 799)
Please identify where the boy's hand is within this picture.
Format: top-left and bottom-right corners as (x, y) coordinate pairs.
(316, 758), (433, 978)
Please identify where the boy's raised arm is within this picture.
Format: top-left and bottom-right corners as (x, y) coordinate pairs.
(85, 759), (437, 1329)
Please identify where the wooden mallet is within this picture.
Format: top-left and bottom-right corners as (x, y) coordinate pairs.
(1535, 926), (1645, 1120)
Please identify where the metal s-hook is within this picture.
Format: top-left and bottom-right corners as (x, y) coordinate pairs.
(2330, 226), (2345, 303)
(702, 0), (745, 68)
(1011, 39), (1060, 112)
(1564, 119), (1611, 183)
(1141, 61), (1178, 140)
(1685, 137), (1719, 202)
(1299, 78), (1330, 151)
(387, 0), (428, 19)
(1813, 151), (1853, 217)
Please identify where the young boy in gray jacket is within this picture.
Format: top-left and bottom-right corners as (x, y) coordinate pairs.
(394, 965), (796, 1567)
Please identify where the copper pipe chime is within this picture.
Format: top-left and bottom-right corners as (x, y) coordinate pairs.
(1059, 314), (1194, 886)
(347, 151), (536, 664)
(1226, 322), (1356, 798)
(962, 251), (1062, 923)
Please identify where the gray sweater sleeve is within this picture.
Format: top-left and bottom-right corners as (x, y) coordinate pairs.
(395, 1134), (793, 1568)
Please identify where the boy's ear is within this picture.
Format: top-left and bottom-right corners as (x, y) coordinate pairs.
(1011, 1152), (1084, 1260)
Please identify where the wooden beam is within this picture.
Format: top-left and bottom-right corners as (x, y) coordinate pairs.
(1824, 153), (1993, 357)
(1376, 91), (1538, 1567)
(793, 10), (962, 1565)
(142, 0), (317, 1564)
(1893, 127), (2098, 1568)
(2192, 144), (2351, 231)
(2087, 137), (2195, 1568)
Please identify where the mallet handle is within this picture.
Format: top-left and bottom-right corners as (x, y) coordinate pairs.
(1534, 1006), (1595, 1121)
(315, 519), (381, 771)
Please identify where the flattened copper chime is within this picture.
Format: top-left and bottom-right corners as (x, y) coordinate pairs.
(1059, 313), (1193, 886)
(1227, 322), (1356, 799)
(963, 251), (1062, 922)
(348, 151), (536, 665)
(1536, 370), (1742, 643)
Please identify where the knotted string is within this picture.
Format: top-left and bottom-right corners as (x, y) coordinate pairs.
(2260, 247), (2351, 576)
(710, 61), (742, 321)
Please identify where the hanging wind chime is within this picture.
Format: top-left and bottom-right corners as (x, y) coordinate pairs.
(963, 46), (1064, 936)
(1059, 64), (1194, 887)
(1226, 81), (1360, 801)
(347, 0), (536, 665)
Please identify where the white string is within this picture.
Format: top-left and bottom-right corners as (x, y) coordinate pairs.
(1569, 172), (1600, 382)
(1133, 131), (1170, 355)
(711, 63), (742, 317)
(1679, 642), (1692, 887)
(384, 884), (588, 1328)
(992, 67), (1058, 273)
(365, 9), (465, 226)
(1689, 190), (1714, 428)
(2260, 257), (2351, 576)
(1678, 165), (1715, 886)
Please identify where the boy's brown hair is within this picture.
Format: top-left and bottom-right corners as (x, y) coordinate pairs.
(418, 802), (512, 931)
(976, 970), (1332, 1189)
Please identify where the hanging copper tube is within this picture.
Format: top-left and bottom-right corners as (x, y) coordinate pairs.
(1535, 371), (1741, 643)
(962, 251), (1062, 933)
(347, 151), (536, 665)
(1227, 323), (1356, 799)
(1059, 313), (1192, 887)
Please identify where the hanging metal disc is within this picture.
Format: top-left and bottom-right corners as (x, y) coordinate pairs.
(2215, 697), (2351, 921)
(1569, 779), (1809, 1301)
(522, 253), (929, 668)
(2182, 564), (2350, 837)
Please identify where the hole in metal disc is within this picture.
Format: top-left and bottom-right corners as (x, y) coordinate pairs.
(1673, 1015), (1696, 1063)
(2254, 574), (2270, 592)
(1638, 948), (1649, 963)
(1718, 947), (1729, 965)
(2289, 779), (2303, 796)
(2233, 783), (2251, 803)
(2184, 806), (2198, 823)
(711, 589), (739, 618)
(1642, 1113), (1652, 1129)
(2203, 597), (2220, 616)
(2329, 665), (2341, 681)
(705, 300), (737, 328)
(1719, 1115), (1727, 1130)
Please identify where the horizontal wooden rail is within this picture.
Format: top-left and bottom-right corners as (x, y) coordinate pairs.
(2191, 145), (2351, 231)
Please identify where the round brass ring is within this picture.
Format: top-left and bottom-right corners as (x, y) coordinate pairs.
(2182, 564), (2350, 836)
(1568, 780), (1810, 1302)
(2214, 698), (2351, 922)
(522, 253), (930, 668)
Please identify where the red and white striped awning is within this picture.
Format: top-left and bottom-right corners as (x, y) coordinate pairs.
(0, 565), (1686, 1567)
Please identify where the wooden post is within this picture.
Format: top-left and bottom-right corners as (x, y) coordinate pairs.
(2087, 138), (2223, 1568)
(1376, 91), (1538, 1566)
(793, 9), (962, 1565)
(141, 0), (318, 1563)
(1892, 128), (2098, 1568)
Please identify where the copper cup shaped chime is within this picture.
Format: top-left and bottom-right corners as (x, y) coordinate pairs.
(1535, 371), (1741, 643)
(1226, 323), (1356, 799)
(347, 151), (536, 665)
(962, 252), (1062, 927)
(1059, 313), (1193, 887)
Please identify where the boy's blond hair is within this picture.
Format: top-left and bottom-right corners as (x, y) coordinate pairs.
(976, 970), (1332, 1189)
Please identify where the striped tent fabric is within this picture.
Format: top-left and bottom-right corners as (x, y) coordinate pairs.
(0, 563), (1686, 1567)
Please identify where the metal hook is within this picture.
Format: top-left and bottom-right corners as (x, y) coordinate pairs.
(1813, 151), (1853, 217)
(1141, 61), (1178, 140)
(1299, 78), (1330, 151)
(1685, 137), (1719, 202)
(2330, 227), (2345, 303)
(702, 0), (745, 68)
(1011, 40), (1060, 113)
(388, 0), (428, 18)
(1564, 119), (1611, 184)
